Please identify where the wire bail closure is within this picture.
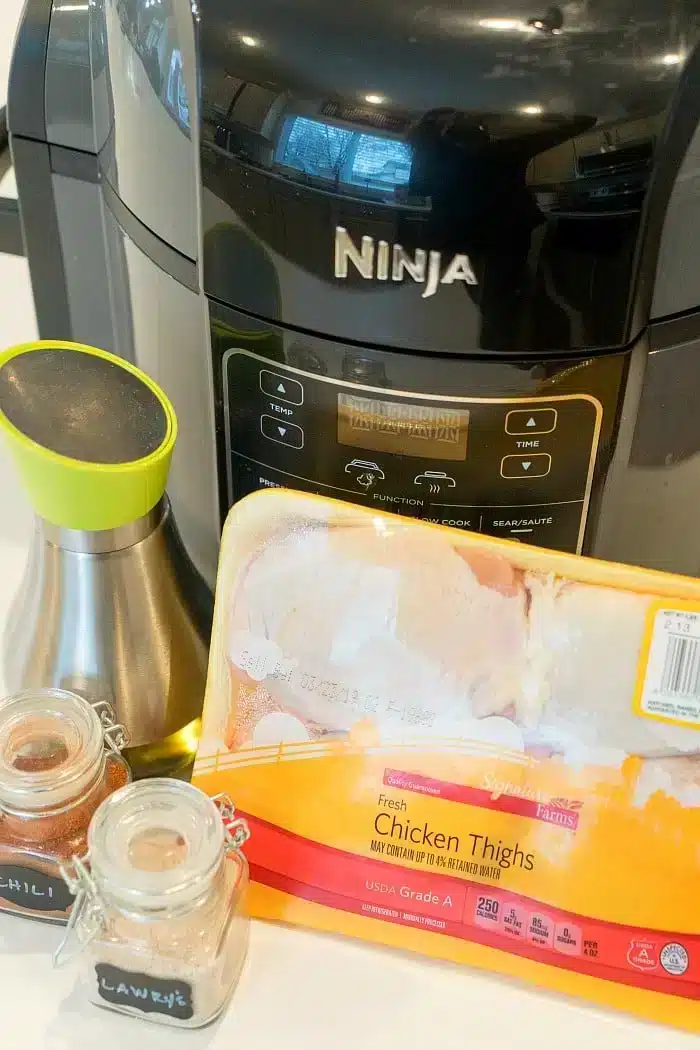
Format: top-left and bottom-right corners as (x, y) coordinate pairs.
(90, 699), (129, 755)
(52, 694), (128, 972)
(53, 853), (106, 968)
(212, 794), (251, 854)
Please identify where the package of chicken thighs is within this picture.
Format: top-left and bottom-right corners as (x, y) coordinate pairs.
(193, 488), (700, 1031)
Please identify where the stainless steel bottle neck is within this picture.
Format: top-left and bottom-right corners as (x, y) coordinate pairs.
(40, 499), (166, 554)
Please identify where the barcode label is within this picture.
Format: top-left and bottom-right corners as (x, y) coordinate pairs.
(638, 609), (700, 727)
(660, 635), (700, 697)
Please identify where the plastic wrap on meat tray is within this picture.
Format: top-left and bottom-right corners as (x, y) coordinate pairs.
(194, 489), (700, 1033)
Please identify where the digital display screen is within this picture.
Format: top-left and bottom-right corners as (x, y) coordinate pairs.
(337, 394), (469, 460)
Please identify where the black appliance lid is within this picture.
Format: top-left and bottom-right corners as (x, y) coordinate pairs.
(199, 0), (700, 355)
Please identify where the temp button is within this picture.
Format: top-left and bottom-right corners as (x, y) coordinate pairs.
(500, 453), (551, 479)
(260, 415), (304, 448)
(259, 370), (304, 406)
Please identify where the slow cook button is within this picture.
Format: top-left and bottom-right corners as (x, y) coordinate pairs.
(427, 514), (481, 532)
(260, 415), (304, 449)
(483, 502), (584, 552)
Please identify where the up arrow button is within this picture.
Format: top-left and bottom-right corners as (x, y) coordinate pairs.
(505, 408), (557, 436)
(500, 453), (551, 479)
(259, 369), (304, 406)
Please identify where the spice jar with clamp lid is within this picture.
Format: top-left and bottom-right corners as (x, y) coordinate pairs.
(57, 779), (250, 1029)
(0, 688), (130, 923)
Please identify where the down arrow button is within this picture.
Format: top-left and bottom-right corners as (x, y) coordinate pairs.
(500, 453), (551, 478)
(261, 414), (305, 449)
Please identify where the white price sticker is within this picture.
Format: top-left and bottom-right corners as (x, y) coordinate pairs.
(637, 609), (700, 728)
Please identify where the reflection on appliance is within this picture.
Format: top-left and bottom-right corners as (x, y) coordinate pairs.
(528, 4), (565, 33)
(275, 115), (412, 193)
(341, 355), (390, 387)
(116, 0), (191, 135)
(406, 108), (600, 348)
(165, 47), (190, 129)
(536, 137), (656, 216)
(203, 223), (282, 340)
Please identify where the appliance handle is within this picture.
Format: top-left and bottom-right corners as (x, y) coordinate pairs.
(0, 106), (25, 257)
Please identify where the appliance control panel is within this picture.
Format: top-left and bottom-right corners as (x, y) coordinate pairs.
(223, 349), (603, 553)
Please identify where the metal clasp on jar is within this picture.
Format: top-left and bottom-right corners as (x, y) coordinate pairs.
(90, 699), (129, 755)
(53, 853), (107, 968)
(212, 794), (251, 854)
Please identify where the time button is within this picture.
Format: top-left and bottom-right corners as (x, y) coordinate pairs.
(505, 408), (557, 435)
(500, 453), (551, 479)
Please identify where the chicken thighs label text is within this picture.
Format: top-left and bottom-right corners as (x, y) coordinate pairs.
(371, 795), (535, 875)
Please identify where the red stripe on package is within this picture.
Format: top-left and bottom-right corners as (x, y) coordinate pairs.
(242, 811), (700, 999)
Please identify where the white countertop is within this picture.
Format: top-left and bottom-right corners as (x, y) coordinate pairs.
(0, 4), (697, 1048)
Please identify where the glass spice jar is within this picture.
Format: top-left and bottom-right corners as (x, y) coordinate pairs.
(57, 779), (250, 1029)
(0, 688), (130, 923)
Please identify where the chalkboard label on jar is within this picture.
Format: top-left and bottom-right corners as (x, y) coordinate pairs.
(95, 964), (194, 1021)
(0, 864), (74, 913)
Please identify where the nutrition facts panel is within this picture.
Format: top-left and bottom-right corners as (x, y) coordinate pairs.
(223, 349), (603, 553)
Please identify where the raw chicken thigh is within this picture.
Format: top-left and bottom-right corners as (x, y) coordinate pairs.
(525, 578), (700, 763)
(633, 754), (700, 808)
(223, 515), (700, 776)
(225, 522), (528, 744)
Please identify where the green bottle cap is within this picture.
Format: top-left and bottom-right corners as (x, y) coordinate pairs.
(0, 340), (177, 531)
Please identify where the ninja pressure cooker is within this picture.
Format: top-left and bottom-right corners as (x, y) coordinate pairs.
(3, 0), (700, 584)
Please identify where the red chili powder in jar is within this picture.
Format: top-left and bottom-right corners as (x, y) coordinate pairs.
(0, 754), (132, 861)
(0, 691), (132, 922)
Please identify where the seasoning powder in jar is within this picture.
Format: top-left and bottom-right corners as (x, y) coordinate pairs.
(58, 779), (250, 1029)
(0, 689), (130, 922)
